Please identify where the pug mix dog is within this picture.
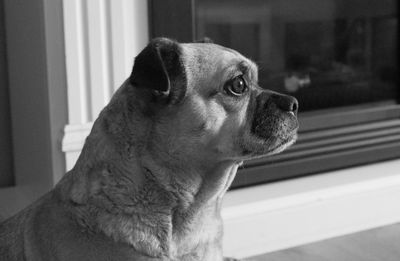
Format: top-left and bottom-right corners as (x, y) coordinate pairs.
(0, 38), (298, 261)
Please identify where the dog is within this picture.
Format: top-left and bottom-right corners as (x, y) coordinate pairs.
(0, 38), (298, 260)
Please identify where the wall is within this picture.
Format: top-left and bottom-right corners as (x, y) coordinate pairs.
(0, 0), (14, 187)
(0, 0), (67, 218)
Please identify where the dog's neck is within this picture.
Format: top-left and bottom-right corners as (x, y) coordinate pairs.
(57, 103), (240, 258)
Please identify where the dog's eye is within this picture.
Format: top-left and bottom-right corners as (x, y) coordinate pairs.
(225, 76), (248, 96)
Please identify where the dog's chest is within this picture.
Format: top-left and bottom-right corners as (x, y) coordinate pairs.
(170, 208), (223, 260)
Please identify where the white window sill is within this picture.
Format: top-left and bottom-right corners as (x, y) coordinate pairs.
(222, 159), (400, 258)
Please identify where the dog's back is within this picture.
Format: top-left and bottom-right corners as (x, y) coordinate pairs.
(0, 191), (146, 261)
(0, 193), (65, 260)
(0, 203), (33, 260)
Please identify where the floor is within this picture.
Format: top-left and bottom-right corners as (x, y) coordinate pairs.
(245, 223), (400, 261)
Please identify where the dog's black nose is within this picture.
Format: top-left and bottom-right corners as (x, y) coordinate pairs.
(271, 94), (299, 114)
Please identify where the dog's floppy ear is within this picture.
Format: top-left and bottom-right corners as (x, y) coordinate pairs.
(129, 38), (186, 104)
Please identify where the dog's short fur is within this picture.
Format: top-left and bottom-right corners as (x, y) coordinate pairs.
(0, 38), (298, 261)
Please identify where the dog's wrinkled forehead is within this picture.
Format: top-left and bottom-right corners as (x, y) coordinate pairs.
(180, 43), (258, 90)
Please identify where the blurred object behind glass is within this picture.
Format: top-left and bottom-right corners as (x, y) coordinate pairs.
(196, 0), (398, 111)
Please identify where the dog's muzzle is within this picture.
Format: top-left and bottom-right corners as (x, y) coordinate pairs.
(251, 92), (299, 140)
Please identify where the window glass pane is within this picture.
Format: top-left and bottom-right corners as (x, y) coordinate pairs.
(196, 0), (398, 111)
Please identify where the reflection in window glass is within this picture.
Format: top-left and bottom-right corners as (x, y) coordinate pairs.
(196, 0), (398, 111)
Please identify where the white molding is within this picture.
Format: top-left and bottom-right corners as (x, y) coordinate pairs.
(109, 0), (149, 92)
(62, 122), (93, 152)
(62, 122), (93, 170)
(63, 0), (91, 124)
(109, 0), (133, 91)
(222, 159), (400, 258)
(61, 0), (149, 170)
(86, 0), (113, 118)
(62, 0), (148, 123)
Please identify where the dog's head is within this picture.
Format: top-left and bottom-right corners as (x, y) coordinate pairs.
(128, 38), (298, 165)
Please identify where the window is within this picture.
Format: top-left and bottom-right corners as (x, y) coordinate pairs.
(150, 0), (400, 188)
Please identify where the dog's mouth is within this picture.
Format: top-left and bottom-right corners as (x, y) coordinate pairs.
(239, 110), (299, 158)
(263, 130), (298, 154)
(251, 112), (298, 141)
